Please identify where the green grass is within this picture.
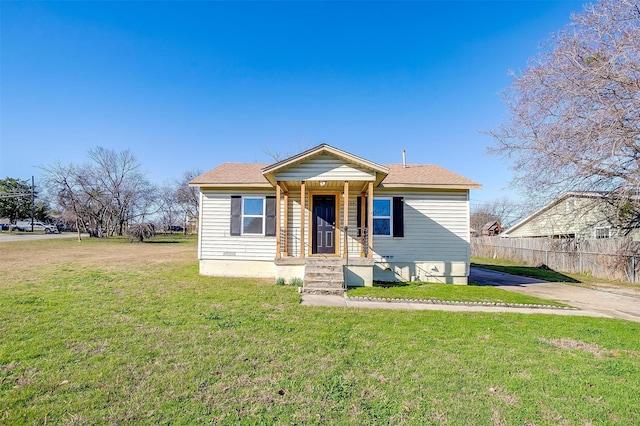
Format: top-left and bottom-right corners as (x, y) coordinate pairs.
(348, 282), (568, 307)
(1, 238), (639, 424)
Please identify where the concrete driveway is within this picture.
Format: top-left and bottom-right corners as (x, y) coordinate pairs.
(470, 267), (640, 323)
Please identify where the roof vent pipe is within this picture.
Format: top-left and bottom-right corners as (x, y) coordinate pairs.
(402, 149), (407, 168)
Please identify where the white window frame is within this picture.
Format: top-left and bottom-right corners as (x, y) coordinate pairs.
(565, 199), (576, 213)
(372, 197), (393, 237)
(241, 197), (266, 236)
(593, 226), (611, 239)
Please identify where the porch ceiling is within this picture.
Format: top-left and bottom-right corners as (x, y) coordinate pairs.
(278, 180), (370, 191)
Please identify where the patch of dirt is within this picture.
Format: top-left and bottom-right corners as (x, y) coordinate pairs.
(0, 240), (196, 285)
(488, 386), (520, 406)
(540, 338), (612, 358)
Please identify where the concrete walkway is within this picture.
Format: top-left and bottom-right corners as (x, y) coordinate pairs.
(300, 294), (613, 319)
(301, 266), (640, 323)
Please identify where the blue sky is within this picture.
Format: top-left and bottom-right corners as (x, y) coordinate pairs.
(1, 0), (584, 210)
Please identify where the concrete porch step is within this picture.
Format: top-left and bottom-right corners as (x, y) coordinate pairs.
(304, 271), (344, 281)
(301, 287), (345, 296)
(303, 257), (345, 296)
(303, 279), (344, 289)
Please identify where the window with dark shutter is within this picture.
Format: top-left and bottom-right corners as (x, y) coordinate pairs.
(230, 196), (242, 236)
(265, 196), (276, 236)
(392, 197), (404, 237)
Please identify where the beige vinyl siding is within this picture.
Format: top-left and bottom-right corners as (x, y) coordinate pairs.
(275, 153), (375, 182)
(370, 191), (470, 263)
(200, 189), (276, 260)
(284, 191), (303, 257)
(506, 196), (621, 239)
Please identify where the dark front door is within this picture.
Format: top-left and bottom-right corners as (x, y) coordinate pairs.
(312, 195), (336, 254)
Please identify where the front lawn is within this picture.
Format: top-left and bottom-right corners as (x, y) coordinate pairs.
(347, 282), (568, 307)
(1, 238), (639, 424)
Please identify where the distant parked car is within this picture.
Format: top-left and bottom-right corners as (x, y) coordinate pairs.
(14, 221), (59, 233)
(168, 225), (184, 232)
(0, 223), (9, 231)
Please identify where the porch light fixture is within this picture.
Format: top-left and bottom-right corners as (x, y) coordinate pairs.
(319, 181), (326, 187)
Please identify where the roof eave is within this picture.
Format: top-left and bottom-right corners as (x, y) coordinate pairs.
(193, 183), (274, 189)
(379, 183), (482, 190)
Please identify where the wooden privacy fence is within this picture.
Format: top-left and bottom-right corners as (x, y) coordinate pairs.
(471, 236), (640, 283)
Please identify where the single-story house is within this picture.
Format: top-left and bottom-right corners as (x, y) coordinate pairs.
(502, 191), (640, 240)
(190, 144), (481, 292)
(481, 221), (504, 236)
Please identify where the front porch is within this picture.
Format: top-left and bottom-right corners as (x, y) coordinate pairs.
(275, 255), (375, 294)
(270, 178), (378, 291)
(273, 180), (376, 260)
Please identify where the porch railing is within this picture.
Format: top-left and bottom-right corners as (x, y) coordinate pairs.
(278, 226), (370, 258)
(344, 226), (369, 258)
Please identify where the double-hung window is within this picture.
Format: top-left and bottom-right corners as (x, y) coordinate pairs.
(594, 226), (611, 239)
(372, 198), (392, 236)
(242, 197), (265, 235)
(230, 195), (276, 236)
(357, 196), (404, 238)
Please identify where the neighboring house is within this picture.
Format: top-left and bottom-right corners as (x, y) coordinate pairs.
(481, 221), (503, 236)
(503, 191), (640, 240)
(190, 144), (481, 290)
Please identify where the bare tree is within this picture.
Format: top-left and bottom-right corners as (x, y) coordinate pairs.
(487, 0), (640, 206)
(471, 197), (525, 232)
(42, 148), (156, 238)
(157, 182), (181, 233)
(175, 169), (202, 233)
(262, 143), (310, 163)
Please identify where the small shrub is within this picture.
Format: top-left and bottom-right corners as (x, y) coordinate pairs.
(288, 277), (303, 287)
(127, 223), (156, 242)
(275, 278), (286, 286)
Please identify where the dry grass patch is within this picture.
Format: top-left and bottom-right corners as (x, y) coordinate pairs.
(540, 337), (614, 358)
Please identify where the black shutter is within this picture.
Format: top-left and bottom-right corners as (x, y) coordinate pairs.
(230, 196), (241, 236)
(265, 196), (276, 236)
(392, 197), (404, 237)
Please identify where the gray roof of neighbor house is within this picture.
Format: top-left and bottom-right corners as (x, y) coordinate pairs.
(481, 221), (501, 231)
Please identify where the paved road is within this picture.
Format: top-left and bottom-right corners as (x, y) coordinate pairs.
(0, 232), (86, 242)
(470, 267), (640, 323)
